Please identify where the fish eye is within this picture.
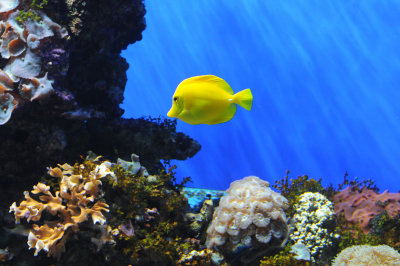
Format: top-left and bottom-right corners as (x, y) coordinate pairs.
(173, 97), (178, 102)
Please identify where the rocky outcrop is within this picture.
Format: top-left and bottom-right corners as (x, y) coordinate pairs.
(0, 0), (200, 220)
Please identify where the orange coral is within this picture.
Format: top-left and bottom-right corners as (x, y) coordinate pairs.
(9, 161), (114, 258)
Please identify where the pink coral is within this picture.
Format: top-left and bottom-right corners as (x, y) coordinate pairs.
(333, 186), (400, 233)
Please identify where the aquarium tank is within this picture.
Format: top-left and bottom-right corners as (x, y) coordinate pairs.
(1, 0), (400, 265)
(122, 1), (400, 192)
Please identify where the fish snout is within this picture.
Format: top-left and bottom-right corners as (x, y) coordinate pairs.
(167, 107), (177, 118)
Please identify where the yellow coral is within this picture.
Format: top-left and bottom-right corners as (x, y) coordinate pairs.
(9, 161), (114, 258)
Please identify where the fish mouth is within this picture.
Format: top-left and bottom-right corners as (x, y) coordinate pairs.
(167, 108), (179, 118)
(167, 109), (174, 117)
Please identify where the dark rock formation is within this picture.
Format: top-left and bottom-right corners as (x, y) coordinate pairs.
(0, 1), (201, 263)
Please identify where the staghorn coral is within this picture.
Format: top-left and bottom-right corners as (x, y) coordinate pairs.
(332, 244), (400, 265)
(9, 159), (114, 258)
(206, 176), (289, 264)
(290, 192), (338, 261)
(333, 186), (400, 233)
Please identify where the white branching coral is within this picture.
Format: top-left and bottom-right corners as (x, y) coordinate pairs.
(206, 176), (289, 251)
(290, 192), (337, 261)
(9, 161), (114, 258)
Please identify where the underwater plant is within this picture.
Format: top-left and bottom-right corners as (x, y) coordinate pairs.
(100, 157), (201, 265)
(15, 0), (49, 23)
(259, 245), (310, 266)
(272, 170), (331, 217)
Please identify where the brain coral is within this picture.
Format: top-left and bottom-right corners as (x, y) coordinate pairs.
(206, 176), (289, 254)
(332, 245), (400, 266)
(333, 186), (400, 233)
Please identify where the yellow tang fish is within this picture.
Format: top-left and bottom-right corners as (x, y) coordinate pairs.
(167, 75), (253, 125)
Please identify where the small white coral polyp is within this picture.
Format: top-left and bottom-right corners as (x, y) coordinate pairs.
(206, 176), (289, 250)
(9, 161), (114, 258)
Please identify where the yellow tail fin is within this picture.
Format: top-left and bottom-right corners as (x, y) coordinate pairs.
(234, 88), (253, 111)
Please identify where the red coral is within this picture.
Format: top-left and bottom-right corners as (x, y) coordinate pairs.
(333, 186), (400, 233)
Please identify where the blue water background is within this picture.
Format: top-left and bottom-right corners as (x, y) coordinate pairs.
(121, 1), (400, 191)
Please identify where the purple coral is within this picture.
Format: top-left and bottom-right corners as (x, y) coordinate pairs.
(39, 39), (69, 75)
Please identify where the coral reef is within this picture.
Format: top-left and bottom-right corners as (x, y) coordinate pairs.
(0, 3), (201, 262)
(290, 192), (337, 261)
(177, 249), (226, 266)
(0, 1), (68, 125)
(5, 155), (207, 265)
(206, 176), (289, 265)
(97, 156), (203, 265)
(332, 244), (400, 265)
(9, 159), (114, 258)
(290, 243), (311, 261)
(272, 171), (334, 217)
(0, 0), (200, 245)
(333, 186), (400, 233)
(184, 198), (214, 239)
(259, 246), (310, 266)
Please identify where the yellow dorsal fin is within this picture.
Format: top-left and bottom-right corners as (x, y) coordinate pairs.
(182, 75), (234, 94)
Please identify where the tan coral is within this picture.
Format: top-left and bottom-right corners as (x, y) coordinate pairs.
(8, 37), (25, 57)
(20, 73), (54, 101)
(206, 176), (289, 252)
(8, 48), (41, 79)
(0, 7), (68, 125)
(0, 69), (14, 91)
(0, 92), (17, 125)
(0, 22), (23, 59)
(87, 201), (110, 225)
(0, 0), (19, 14)
(9, 161), (115, 257)
(27, 224), (67, 256)
(9, 191), (45, 223)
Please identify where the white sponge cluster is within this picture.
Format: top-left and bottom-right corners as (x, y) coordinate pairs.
(206, 176), (289, 250)
(291, 192), (337, 260)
